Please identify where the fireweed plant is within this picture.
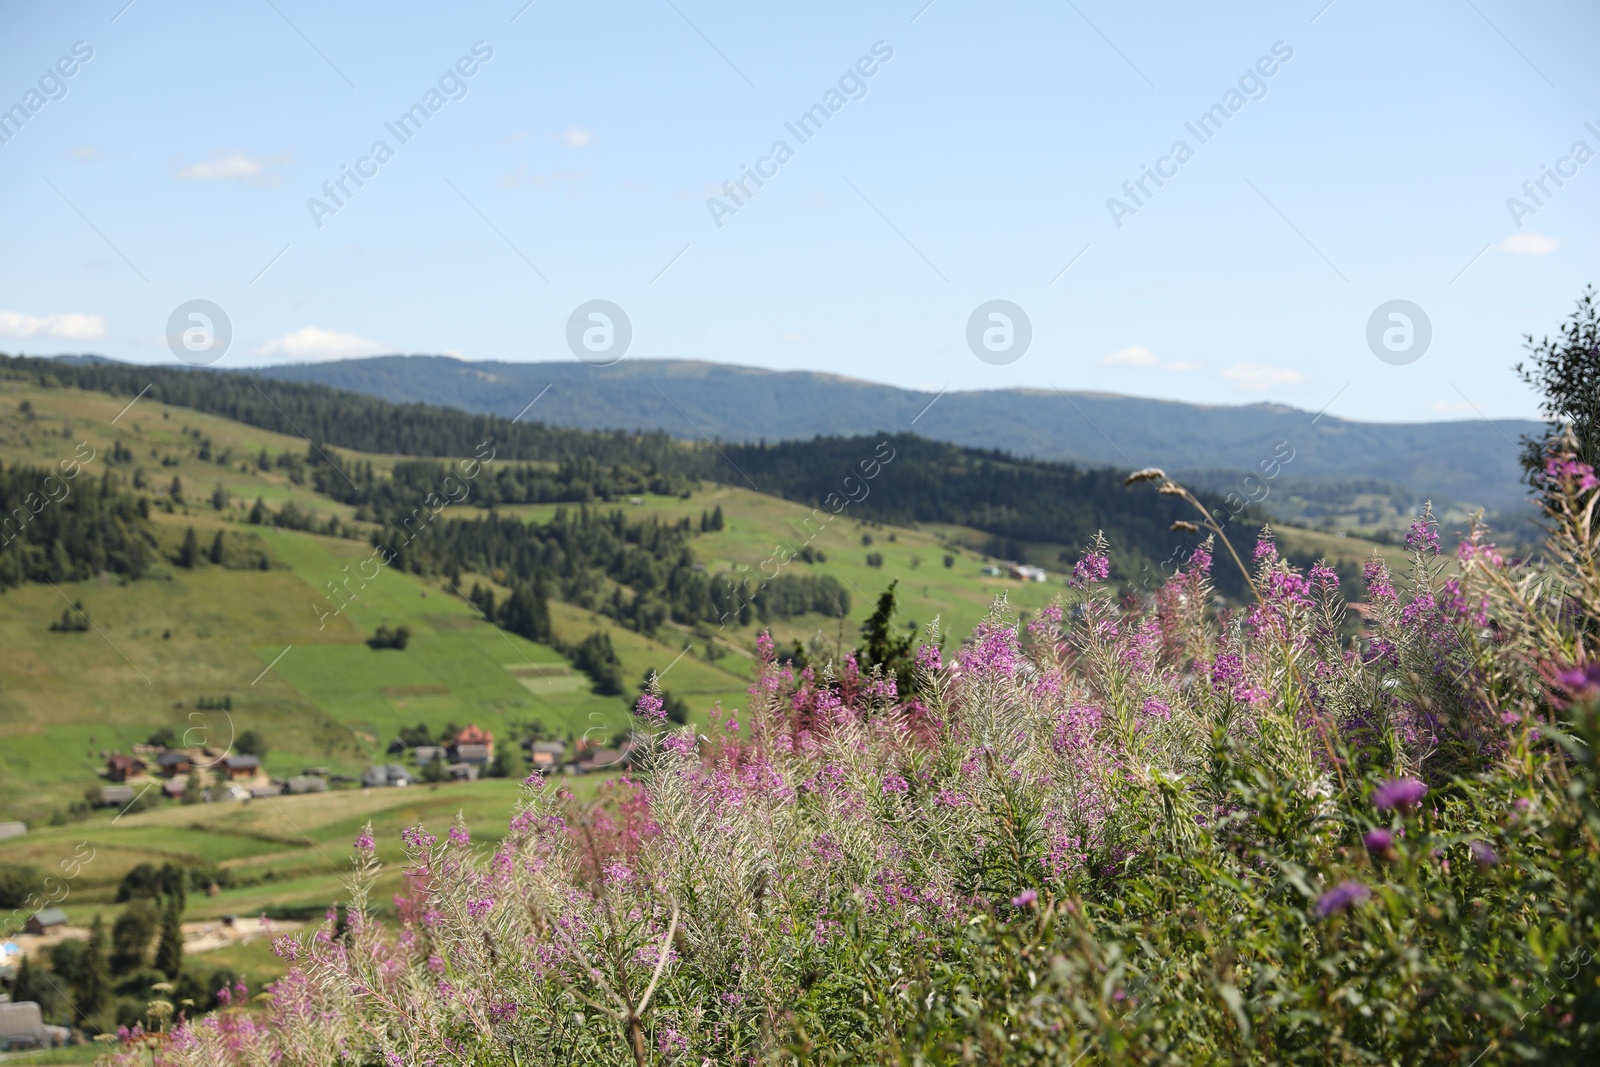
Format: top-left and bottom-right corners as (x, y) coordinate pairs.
(105, 454), (1600, 1065)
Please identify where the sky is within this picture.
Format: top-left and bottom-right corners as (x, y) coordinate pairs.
(1, 0), (1597, 423)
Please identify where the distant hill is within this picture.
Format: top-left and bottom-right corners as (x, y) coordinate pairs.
(252, 356), (1541, 513)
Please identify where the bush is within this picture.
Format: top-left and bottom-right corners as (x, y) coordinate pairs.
(0, 863), (45, 909)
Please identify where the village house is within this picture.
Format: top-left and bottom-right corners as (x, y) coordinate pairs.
(452, 724), (494, 765)
(527, 741), (566, 774)
(104, 752), (146, 782)
(155, 750), (193, 777)
(361, 764), (411, 788)
(222, 754), (260, 781)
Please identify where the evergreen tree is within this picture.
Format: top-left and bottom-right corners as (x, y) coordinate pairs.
(857, 579), (916, 696)
(153, 893), (184, 980)
(710, 504), (725, 531)
(169, 475), (184, 504)
(248, 497), (267, 525)
(110, 897), (158, 971)
(11, 954), (40, 1005)
(178, 526), (198, 568)
(489, 740), (528, 779)
(211, 483), (228, 510)
(209, 530), (225, 565)
(76, 913), (110, 1017)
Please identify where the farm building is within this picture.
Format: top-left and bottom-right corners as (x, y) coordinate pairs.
(155, 750), (194, 776)
(24, 908), (67, 935)
(361, 764), (411, 788)
(104, 752), (146, 781)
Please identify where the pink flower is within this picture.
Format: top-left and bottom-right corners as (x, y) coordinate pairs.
(1011, 888), (1037, 907)
(448, 825), (470, 846)
(881, 775), (909, 795)
(915, 644), (942, 672)
(467, 897), (494, 919)
(1072, 552), (1110, 587)
(635, 693), (666, 722)
(1373, 778), (1427, 812)
(353, 830), (375, 852)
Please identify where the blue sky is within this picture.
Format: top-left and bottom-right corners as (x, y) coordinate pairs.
(1, 0), (1596, 422)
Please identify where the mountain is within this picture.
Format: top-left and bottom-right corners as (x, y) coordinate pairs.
(253, 356), (1542, 513)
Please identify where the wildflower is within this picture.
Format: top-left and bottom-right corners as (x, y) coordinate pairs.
(1362, 558), (1397, 602)
(467, 897), (494, 919)
(1072, 551), (1110, 587)
(1405, 511), (1441, 555)
(1253, 534), (1278, 563)
(1316, 880), (1370, 918)
(1363, 828), (1397, 863)
(658, 1028), (689, 1055)
(1373, 778), (1427, 812)
(1556, 662), (1600, 698)
(915, 643), (942, 672)
(1545, 455), (1600, 490)
(881, 775), (909, 795)
(1186, 543), (1213, 574)
(1469, 840), (1499, 868)
(1011, 889), (1037, 907)
(448, 825), (470, 846)
(353, 830), (375, 852)
(1309, 562), (1340, 593)
(635, 692), (666, 722)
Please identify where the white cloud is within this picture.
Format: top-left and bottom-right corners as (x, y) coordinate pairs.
(177, 150), (290, 185)
(0, 310), (107, 341)
(1219, 362), (1307, 391)
(1099, 345), (1158, 367)
(560, 127), (593, 148)
(1498, 231), (1560, 255)
(255, 326), (385, 361)
(1097, 345), (1203, 372)
(69, 144), (99, 163)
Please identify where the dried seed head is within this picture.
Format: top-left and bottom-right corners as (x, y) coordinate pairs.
(1124, 467), (1167, 486)
(1158, 482), (1184, 495)
(1170, 521), (1199, 533)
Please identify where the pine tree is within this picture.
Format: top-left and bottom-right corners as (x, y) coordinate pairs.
(710, 504), (725, 531)
(857, 579), (916, 696)
(76, 913), (110, 1017)
(178, 526), (198, 568)
(11, 954), (39, 1005)
(209, 530), (225, 565)
(153, 894), (184, 979)
(211, 483), (228, 510)
(169, 475), (184, 504)
(248, 497), (267, 525)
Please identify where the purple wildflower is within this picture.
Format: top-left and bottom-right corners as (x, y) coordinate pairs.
(1315, 880), (1370, 918)
(1373, 778), (1427, 812)
(915, 644), (942, 672)
(467, 897), (494, 919)
(635, 692), (666, 722)
(1363, 828), (1397, 862)
(448, 825), (470, 846)
(881, 775), (909, 795)
(1469, 840), (1499, 868)
(1011, 889), (1038, 907)
(1072, 551), (1110, 587)
(353, 830), (375, 852)
(1405, 515), (1441, 555)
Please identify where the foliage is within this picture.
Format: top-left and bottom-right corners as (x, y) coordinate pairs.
(0, 461), (154, 591)
(1518, 284), (1600, 477)
(234, 731), (267, 758)
(366, 624), (411, 650)
(0, 862), (46, 908)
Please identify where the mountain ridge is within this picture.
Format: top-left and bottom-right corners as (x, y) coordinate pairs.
(237, 355), (1539, 512)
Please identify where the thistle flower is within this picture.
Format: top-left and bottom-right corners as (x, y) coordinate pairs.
(1363, 828), (1397, 862)
(1469, 840), (1499, 868)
